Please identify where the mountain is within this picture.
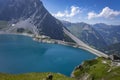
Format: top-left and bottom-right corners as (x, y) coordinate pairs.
(101, 43), (120, 56)
(93, 23), (120, 45)
(0, 0), (64, 40)
(62, 21), (107, 50)
(63, 21), (120, 50)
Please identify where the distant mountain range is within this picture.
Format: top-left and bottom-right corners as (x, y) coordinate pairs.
(62, 21), (120, 51)
(93, 23), (120, 45)
(0, 0), (64, 40)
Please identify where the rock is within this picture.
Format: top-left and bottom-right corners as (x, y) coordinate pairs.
(46, 74), (53, 80)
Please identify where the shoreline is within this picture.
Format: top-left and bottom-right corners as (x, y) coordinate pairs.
(0, 32), (106, 58)
(0, 32), (80, 48)
(0, 32), (109, 78)
(0, 32), (33, 37)
(0, 32), (96, 78)
(0, 32), (107, 58)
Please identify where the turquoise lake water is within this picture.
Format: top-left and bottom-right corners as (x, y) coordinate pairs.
(0, 34), (96, 76)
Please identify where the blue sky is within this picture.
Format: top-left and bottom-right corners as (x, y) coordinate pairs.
(41, 0), (120, 25)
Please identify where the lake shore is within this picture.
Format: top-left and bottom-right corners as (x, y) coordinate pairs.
(0, 31), (108, 58)
(0, 33), (97, 76)
(0, 32), (108, 58)
(0, 31), (80, 48)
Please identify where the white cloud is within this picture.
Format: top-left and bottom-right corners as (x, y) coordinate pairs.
(69, 6), (80, 17)
(88, 7), (120, 19)
(52, 6), (81, 18)
(88, 12), (97, 20)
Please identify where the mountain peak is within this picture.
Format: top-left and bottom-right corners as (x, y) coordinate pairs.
(0, 0), (44, 20)
(0, 0), (64, 40)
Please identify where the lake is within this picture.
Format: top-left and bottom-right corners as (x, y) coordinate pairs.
(0, 34), (96, 76)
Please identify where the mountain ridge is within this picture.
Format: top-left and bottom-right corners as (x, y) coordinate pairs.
(62, 21), (120, 50)
(0, 0), (65, 40)
(62, 21), (108, 50)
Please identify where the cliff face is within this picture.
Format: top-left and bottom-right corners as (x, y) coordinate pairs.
(0, 0), (64, 40)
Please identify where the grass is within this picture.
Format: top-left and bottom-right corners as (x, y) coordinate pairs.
(73, 57), (120, 80)
(88, 58), (110, 79)
(0, 72), (75, 80)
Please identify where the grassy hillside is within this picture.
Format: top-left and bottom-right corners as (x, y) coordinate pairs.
(0, 72), (75, 80)
(73, 57), (120, 80)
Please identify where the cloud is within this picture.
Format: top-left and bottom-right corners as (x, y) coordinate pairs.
(88, 12), (97, 20)
(88, 7), (120, 19)
(52, 6), (81, 18)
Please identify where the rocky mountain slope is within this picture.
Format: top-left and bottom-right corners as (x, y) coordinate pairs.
(63, 21), (107, 50)
(93, 23), (120, 45)
(102, 43), (120, 56)
(0, 0), (64, 40)
(63, 21), (120, 51)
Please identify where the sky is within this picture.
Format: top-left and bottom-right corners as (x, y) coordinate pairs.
(41, 0), (120, 25)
